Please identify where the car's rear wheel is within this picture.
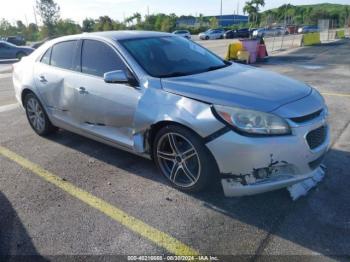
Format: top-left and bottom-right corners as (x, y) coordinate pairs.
(16, 52), (26, 60)
(24, 93), (57, 136)
(205, 36), (209, 40)
(153, 125), (218, 192)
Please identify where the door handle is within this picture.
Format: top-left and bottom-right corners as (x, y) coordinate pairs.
(39, 75), (47, 83)
(77, 87), (89, 94)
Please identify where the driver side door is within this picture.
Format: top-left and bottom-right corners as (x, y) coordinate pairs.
(70, 39), (142, 149)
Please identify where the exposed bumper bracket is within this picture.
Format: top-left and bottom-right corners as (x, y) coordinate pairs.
(287, 164), (326, 201)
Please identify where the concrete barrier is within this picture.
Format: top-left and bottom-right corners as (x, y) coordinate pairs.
(302, 32), (321, 46)
(336, 30), (345, 39)
(264, 34), (303, 52)
(345, 28), (350, 38)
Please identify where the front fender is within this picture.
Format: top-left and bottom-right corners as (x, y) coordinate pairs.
(133, 87), (224, 138)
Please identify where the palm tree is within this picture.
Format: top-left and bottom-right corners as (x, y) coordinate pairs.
(243, 2), (257, 24)
(252, 0), (265, 24)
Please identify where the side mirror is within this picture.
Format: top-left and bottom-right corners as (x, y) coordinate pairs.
(104, 70), (129, 84)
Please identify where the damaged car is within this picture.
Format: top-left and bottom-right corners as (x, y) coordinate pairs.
(12, 31), (330, 198)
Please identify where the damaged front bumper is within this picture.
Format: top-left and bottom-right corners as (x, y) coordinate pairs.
(221, 165), (326, 197)
(206, 115), (330, 198)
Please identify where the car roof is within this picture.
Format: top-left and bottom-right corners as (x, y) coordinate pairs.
(0, 40), (12, 44)
(77, 30), (172, 41)
(44, 31), (176, 47)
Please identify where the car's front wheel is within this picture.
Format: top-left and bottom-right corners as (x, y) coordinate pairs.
(24, 93), (57, 136)
(153, 125), (218, 193)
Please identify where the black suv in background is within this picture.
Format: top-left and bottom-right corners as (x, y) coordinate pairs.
(224, 28), (250, 39)
(5, 36), (26, 46)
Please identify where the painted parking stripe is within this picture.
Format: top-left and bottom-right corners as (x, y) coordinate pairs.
(321, 92), (350, 98)
(0, 146), (198, 256)
(0, 103), (19, 113)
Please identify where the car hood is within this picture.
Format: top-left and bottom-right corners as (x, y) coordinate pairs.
(160, 63), (312, 112)
(20, 46), (35, 52)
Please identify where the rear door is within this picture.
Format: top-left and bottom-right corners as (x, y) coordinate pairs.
(34, 40), (80, 123)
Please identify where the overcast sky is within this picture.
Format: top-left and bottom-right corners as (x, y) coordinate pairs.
(1, 0), (349, 25)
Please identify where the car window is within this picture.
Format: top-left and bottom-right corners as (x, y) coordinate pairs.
(120, 36), (227, 78)
(0, 42), (10, 49)
(81, 40), (126, 77)
(51, 41), (77, 70)
(40, 48), (51, 65)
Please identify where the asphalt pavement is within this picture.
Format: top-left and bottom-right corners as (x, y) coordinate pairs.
(0, 39), (349, 261)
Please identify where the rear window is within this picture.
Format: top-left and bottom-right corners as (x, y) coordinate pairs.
(51, 41), (77, 70)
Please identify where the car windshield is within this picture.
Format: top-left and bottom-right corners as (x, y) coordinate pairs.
(120, 36), (228, 78)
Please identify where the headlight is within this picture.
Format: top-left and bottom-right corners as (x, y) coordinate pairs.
(213, 105), (291, 136)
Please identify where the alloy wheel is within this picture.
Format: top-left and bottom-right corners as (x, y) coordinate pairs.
(26, 97), (46, 133)
(156, 132), (201, 188)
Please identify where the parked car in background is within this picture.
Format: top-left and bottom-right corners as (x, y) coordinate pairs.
(172, 30), (191, 39)
(13, 31), (330, 196)
(199, 29), (225, 40)
(5, 36), (26, 46)
(298, 26), (319, 34)
(286, 25), (298, 34)
(224, 28), (250, 39)
(31, 37), (52, 49)
(0, 41), (34, 59)
(252, 27), (287, 38)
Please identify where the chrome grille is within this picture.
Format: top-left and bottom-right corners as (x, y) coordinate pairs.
(306, 126), (327, 150)
(290, 109), (323, 123)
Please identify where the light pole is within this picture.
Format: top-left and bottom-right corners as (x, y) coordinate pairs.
(220, 0), (223, 26)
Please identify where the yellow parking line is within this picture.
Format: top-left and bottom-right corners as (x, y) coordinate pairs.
(321, 92), (350, 97)
(0, 146), (199, 256)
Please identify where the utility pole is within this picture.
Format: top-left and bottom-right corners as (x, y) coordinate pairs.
(220, 0), (223, 26)
(33, 6), (38, 26)
(284, 4), (288, 27)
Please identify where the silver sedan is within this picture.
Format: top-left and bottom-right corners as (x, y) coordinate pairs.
(12, 31), (330, 197)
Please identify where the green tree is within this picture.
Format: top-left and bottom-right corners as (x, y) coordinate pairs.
(243, 2), (257, 24)
(56, 19), (81, 36)
(16, 20), (26, 35)
(198, 14), (205, 27)
(209, 17), (218, 28)
(0, 19), (16, 36)
(36, 0), (60, 36)
(94, 16), (113, 31)
(26, 23), (39, 41)
(82, 18), (95, 32)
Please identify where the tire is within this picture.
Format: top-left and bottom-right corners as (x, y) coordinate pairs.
(16, 52), (26, 60)
(205, 36), (209, 40)
(24, 93), (57, 136)
(153, 125), (218, 193)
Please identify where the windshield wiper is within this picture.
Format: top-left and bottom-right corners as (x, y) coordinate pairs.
(205, 64), (229, 72)
(159, 72), (189, 78)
